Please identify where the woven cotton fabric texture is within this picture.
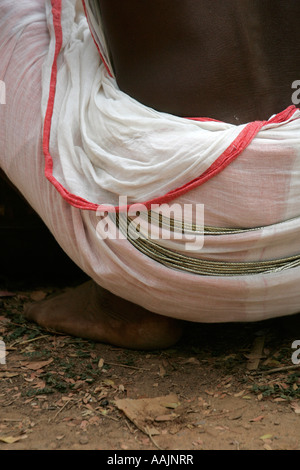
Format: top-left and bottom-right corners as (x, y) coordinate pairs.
(1, 0), (300, 324)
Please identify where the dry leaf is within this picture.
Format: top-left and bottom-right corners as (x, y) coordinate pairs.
(234, 390), (245, 398)
(0, 291), (15, 298)
(30, 291), (47, 302)
(103, 379), (114, 387)
(250, 415), (264, 422)
(262, 358), (281, 367)
(183, 357), (200, 365)
(0, 372), (19, 378)
(260, 434), (273, 440)
(98, 358), (104, 369)
(33, 380), (46, 389)
(21, 359), (53, 371)
(155, 413), (178, 422)
(146, 427), (160, 436)
(115, 394), (180, 434)
(164, 401), (180, 409)
(264, 444), (273, 450)
(0, 435), (27, 444)
(291, 401), (300, 414)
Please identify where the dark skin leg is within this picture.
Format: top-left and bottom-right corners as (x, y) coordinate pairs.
(98, 0), (300, 124)
(23, 1), (300, 347)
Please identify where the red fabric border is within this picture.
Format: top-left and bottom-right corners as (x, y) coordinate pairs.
(43, 0), (299, 213)
(81, 0), (113, 77)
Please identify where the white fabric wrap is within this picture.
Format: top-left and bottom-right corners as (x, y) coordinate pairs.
(42, 0), (300, 207)
(1, 0), (300, 324)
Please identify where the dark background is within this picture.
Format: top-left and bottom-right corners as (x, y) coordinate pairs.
(0, 174), (87, 290)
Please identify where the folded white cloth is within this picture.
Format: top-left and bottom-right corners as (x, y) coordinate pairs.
(2, 0), (300, 325)
(42, 0), (300, 211)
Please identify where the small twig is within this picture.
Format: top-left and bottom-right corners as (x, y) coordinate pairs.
(123, 418), (135, 434)
(0, 418), (22, 422)
(50, 398), (73, 422)
(7, 321), (41, 331)
(8, 321), (66, 337)
(98, 412), (119, 422)
(252, 364), (300, 375)
(95, 405), (120, 422)
(10, 335), (50, 348)
(246, 336), (265, 371)
(145, 426), (163, 451)
(106, 362), (150, 371)
(205, 405), (247, 419)
(205, 411), (230, 419)
(118, 413), (163, 450)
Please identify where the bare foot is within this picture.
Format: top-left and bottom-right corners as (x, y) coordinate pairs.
(24, 281), (184, 350)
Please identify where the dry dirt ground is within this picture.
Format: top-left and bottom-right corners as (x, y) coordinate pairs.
(1, 282), (300, 451)
(1, 182), (300, 451)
